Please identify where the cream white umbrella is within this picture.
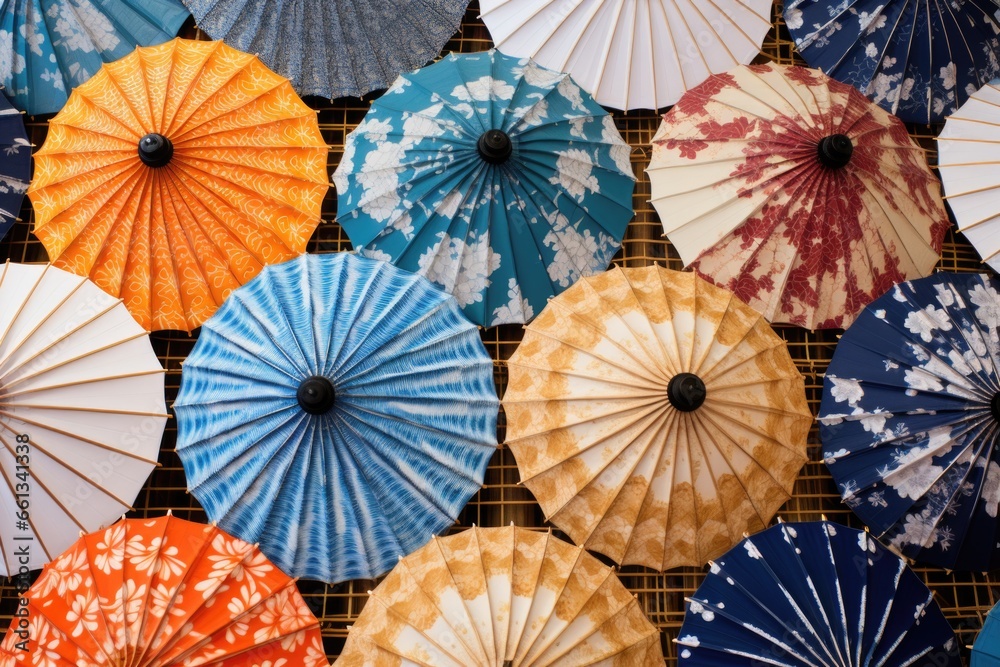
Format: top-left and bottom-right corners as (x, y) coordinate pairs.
(479, 0), (772, 110)
(0, 262), (167, 574)
(336, 524), (664, 666)
(938, 78), (1000, 273)
(502, 265), (812, 571)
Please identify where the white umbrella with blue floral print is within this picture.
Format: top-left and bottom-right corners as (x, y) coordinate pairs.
(820, 272), (1000, 571)
(333, 49), (636, 328)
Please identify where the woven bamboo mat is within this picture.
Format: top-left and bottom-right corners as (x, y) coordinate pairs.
(1, 1), (997, 663)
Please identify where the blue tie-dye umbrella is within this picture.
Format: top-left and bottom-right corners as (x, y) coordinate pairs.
(677, 520), (961, 667)
(173, 253), (499, 584)
(784, 0), (1000, 124)
(0, 0), (189, 116)
(821, 272), (1000, 571)
(0, 91), (29, 239)
(334, 49), (636, 328)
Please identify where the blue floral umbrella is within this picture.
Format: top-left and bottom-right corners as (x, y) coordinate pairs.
(173, 253), (499, 584)
(973, 601), (1000, 666)
(784, 0), (1000, 124)
(0, 91), (29, 239)
(820, 272), (1000, 571)
(677, 520), (961, 667)
(0, 0), (189, 116)
(334, 49), (636, 327)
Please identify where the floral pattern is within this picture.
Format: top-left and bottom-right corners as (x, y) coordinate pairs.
(502, 266), (812, 570)
(649, 63), (949, 329)
(334, 49), (635, 327)
(0, 99), (28, 241)
(785, 0), (1000, 124)
(677, 521), (961, 666)
(821, 273), (1000, 571)
(173, 254), (499, 584)
(0, 0), (189, 115)
(338, 525), (663, 665)
(29, 38), (330, 332)
(183, 0), (467, 100)
(0, 515), (328, 666)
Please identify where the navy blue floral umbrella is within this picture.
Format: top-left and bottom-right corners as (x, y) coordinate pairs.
(784, 0), (1000, 124)
(821, 272), (1000, 571)
(678, 520), (960, 667)
(0, 91), (29, 240)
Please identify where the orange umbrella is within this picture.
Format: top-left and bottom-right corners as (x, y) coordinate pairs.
(28, 38), (330, 332)
(0, 514), (329, 666)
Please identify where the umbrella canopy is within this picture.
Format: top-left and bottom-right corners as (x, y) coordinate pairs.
(973, 601), (1000, 667)
(334, 49), (635, 327)
(676, 520), (961, 667)
(820, 272), (1000, 571)
(480, 0), (772, 111)
(784, 0), (1000, 125)
(174, 252), (498, 584)
(0, 514), (329, 666)
(0, 0), (189, 116)
(648, 62), (949, 330)
(0, 91), (29, 240)
(28, 37), (329, 332)
(0, 262), (166, 575)
(938, 78), (1000, 272)
(181, 0), (468, 99)
(336, 525), (664, 666)
(501, 265), (812, 570)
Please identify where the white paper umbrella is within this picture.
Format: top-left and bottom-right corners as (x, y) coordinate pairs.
(480, 0), (773, 110)
(938, 79), (1000, 273)
(0, 262), (166, 574)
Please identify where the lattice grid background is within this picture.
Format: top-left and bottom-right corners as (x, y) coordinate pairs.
(1, 1), (998, 663)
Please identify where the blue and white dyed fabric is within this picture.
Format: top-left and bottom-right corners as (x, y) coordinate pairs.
(173, 253), (499, 584)
(677, 521), (960, 667)
(0, 0), (189, 116)
(973, 601), (1000, 666)
(334, 49), (636, 328)
(0, 91), (28, 239)
(784, 0), (1000, 124)
(181, 0), (468, 99)
(821, 273), (1000, 571)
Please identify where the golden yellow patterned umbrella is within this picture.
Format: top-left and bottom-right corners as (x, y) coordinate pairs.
(337, 525), (663, 666)
(28, 38), (329, 332)
(502, 266), (812, 570)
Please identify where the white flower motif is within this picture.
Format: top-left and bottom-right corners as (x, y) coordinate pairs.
(829, 376), (864, 405)
(67, 591), (100, 637)
(743, 540), (762, 559)
(980, 460), (1000, 518)
(601, 115), (633, 176)
(452, 76), (515, 104)
(903, 368), (943, 393)
(903, 304), (952, 342)
(939, 62), (957, 91)
(785, 8), (803, 29)
(549, 149), (599, 201)
(491, 278), (533, 324)
(969, 282), (1000, 328)
(542, 209), (609, 288)
(417, 232), (500, 307)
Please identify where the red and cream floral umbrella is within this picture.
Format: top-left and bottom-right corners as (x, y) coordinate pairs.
(0, 514), (329, 666)
(648, 62), (950, 329)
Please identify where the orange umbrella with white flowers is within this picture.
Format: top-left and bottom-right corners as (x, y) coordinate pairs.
(0, 514), (329, 666)
(28, 38), (330, 332)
